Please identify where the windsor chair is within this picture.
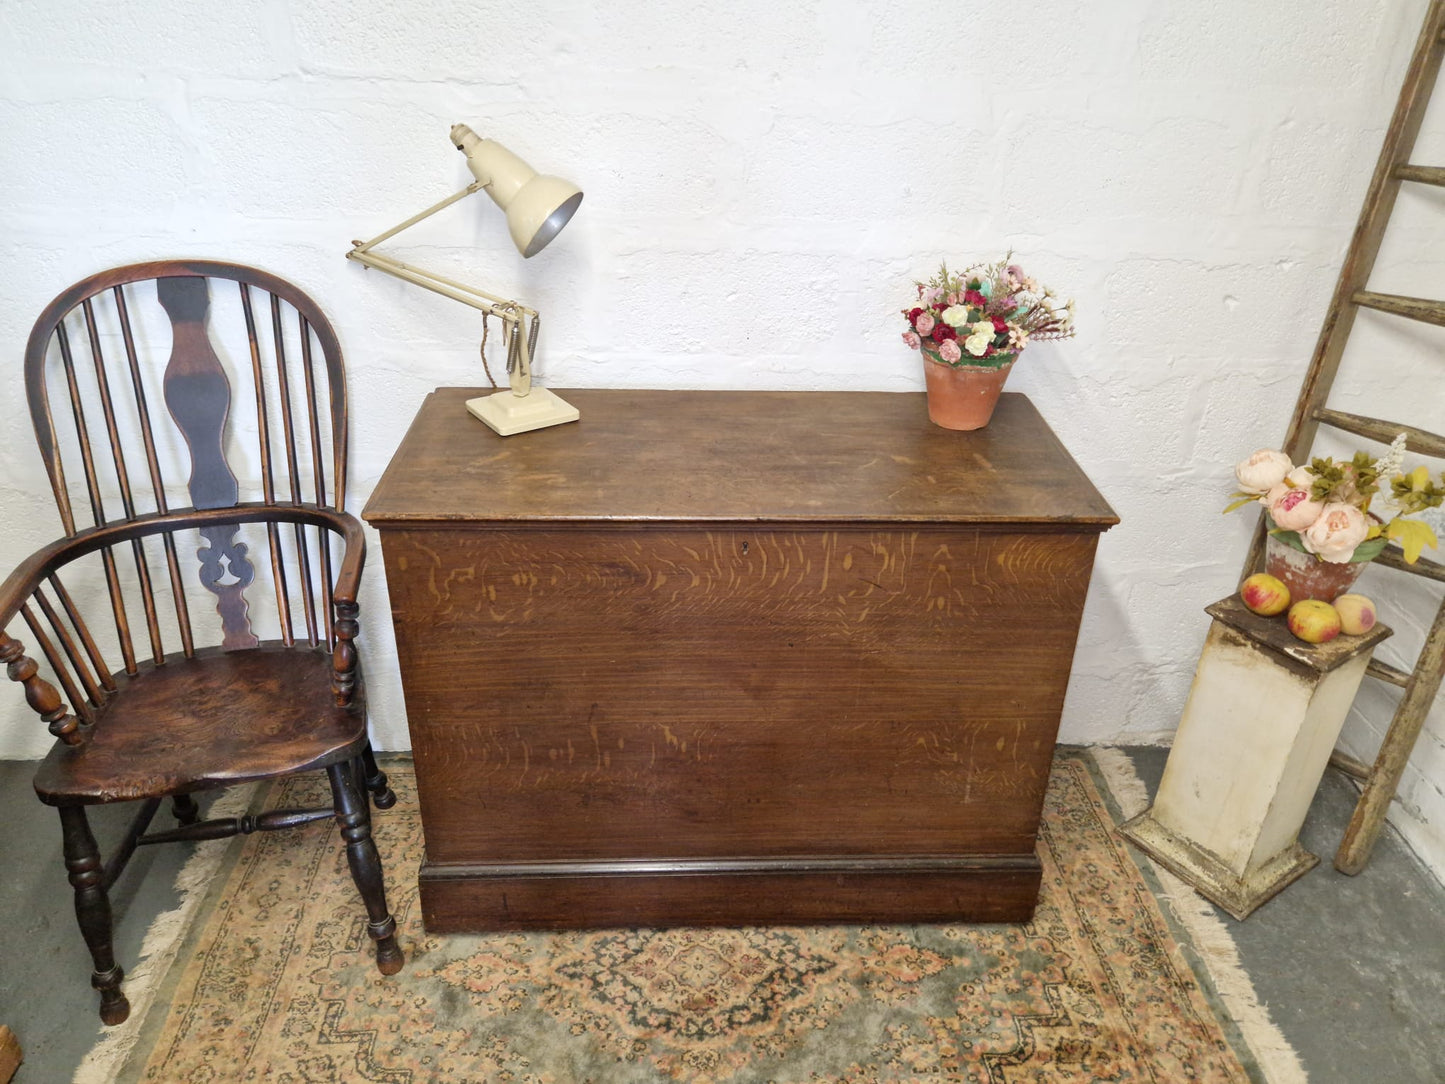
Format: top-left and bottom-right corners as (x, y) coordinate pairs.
(0, 260), (403, 1025)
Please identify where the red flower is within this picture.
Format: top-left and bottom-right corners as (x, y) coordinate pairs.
(963, 289), (987, 307)
(991, 316), (1007, 333)
(906, 307), (923, 322)
(931, 324), (957, 342)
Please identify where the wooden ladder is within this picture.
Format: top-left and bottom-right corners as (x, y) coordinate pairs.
(1242, 0), (1445, 874)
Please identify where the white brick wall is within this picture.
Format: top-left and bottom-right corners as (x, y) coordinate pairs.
(2, 0), (1441, 880)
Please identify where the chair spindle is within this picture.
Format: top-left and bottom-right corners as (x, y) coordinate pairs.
(272, 296), (319, 645)
(48, 573), (117, 695)
(56, 321), (107, 529)
(30, 586), (104, 716)
(300, 317), (335, 645)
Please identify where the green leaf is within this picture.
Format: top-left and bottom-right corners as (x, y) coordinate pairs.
(1223, 496), (1259, 514)
(1348, 538), (1389, 563)
(1268, 529), (1310, 554)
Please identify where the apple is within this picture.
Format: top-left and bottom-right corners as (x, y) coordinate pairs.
(1240, 573), (1291, 616)
(1334, 593), (1377, 636)
(1287, 600), (1342, 644)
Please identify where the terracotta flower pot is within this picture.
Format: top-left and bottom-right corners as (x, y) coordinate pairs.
(1264, 531), (1367, 602)
(921, 351), (1017, 431)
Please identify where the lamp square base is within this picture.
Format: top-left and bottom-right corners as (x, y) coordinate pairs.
(1118, 807), (1319, 920)
(466, 387), (580, 436)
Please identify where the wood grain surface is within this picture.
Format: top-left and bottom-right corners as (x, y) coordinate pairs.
(364, 389), (1115, 929)
(364, 388), (1117, 527)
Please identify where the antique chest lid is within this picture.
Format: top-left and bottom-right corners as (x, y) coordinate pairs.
(362, 388), (1118, 528)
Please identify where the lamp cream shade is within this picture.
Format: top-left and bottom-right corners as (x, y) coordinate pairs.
(450, 123), (583, 258)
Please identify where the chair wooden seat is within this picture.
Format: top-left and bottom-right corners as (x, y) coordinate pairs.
(1, 261), (403, 1025)
(34, 646), (366, 806)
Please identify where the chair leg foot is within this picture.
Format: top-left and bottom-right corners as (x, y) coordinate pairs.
(372, 919), (405, 976)
(59, 806), (129, 1026)
(361, 743), (397, 809)
(95, 966), (130, 1026)
(328, 760), (404, 975)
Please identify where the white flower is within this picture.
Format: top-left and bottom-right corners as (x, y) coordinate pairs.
(964, 322), (994, 357)
(1234, 449), (1293, 495)
(1371, 433), (1409, 519)
(1373, 432), (1408, 480)
(1301, 502), (1370, 563)
(940, 305), (971, 328)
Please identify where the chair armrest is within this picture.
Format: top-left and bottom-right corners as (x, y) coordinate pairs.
(0, 503), (365, 628)
(0, 504), (369, 738)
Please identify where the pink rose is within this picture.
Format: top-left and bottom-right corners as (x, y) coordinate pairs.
(1235, 448), (1292, 495)
(938, 339), (962, 363)
(902, 330), (921, 349)
(915, 312), (936, 336)
(1267, 484), (1324, 531)
(1301, 502), (1369, 563)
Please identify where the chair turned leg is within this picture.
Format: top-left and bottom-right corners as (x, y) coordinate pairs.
(58, 806), (129, 1026)
(361, 743), (397, 810)
(327, 760), (403, 976)
(172, 793), (200, 825)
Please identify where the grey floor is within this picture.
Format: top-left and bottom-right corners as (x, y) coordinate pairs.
(0, 749), (1442, 1083)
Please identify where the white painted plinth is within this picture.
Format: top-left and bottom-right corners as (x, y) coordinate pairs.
(1120, 596), (1390, 919)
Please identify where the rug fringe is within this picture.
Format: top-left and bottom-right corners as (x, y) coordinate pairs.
(72, 786), (256, 1084)
(1088, 746), (1308, 1084)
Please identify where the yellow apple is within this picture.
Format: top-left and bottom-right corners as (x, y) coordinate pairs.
(1287, 600), (1342, 644)
(1240, 573), (1291, 616)
(1333, 593), (1377, 636)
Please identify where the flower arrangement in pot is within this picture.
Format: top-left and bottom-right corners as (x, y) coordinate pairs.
(901, 256), (1075, 431)
(1228, 435), (1445, 602)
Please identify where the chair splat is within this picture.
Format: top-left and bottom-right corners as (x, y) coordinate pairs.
(157, 276), (259, 650)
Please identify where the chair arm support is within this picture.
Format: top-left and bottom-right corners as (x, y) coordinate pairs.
(332, 599), (361, 708)
(0, 630), (83, 744)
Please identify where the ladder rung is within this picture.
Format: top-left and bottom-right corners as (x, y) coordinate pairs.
(1311, 407), (1445, 458)
(1394, 163), (1445, 185)
(1366, 657), (1413, 687)
(1351, 290), (1445, 327)
(1373, 547), (1445, 583)
(1329, 749), (1372, 780)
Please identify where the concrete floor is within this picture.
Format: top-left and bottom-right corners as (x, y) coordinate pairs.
(0, 749), (1441, 1083)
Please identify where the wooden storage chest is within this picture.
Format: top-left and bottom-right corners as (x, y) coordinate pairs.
(363, 388), (1116, 931)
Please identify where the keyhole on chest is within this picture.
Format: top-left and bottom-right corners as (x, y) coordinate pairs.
(741, 540), (749, 555)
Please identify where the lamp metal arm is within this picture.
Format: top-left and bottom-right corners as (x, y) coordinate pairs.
(350, 182), (483, 255)
(345, 248), (536, 320)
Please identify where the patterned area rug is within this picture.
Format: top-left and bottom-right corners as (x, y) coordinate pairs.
(80, 750), (1302, 1083)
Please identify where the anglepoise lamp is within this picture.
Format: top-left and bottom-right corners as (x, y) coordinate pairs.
(347, 124), (584, 435)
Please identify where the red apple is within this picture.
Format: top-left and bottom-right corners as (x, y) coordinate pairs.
(1287, 600), (1342, 644)
(1334, 593), (1377, 635)
(1240, 573), (1291, 616)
